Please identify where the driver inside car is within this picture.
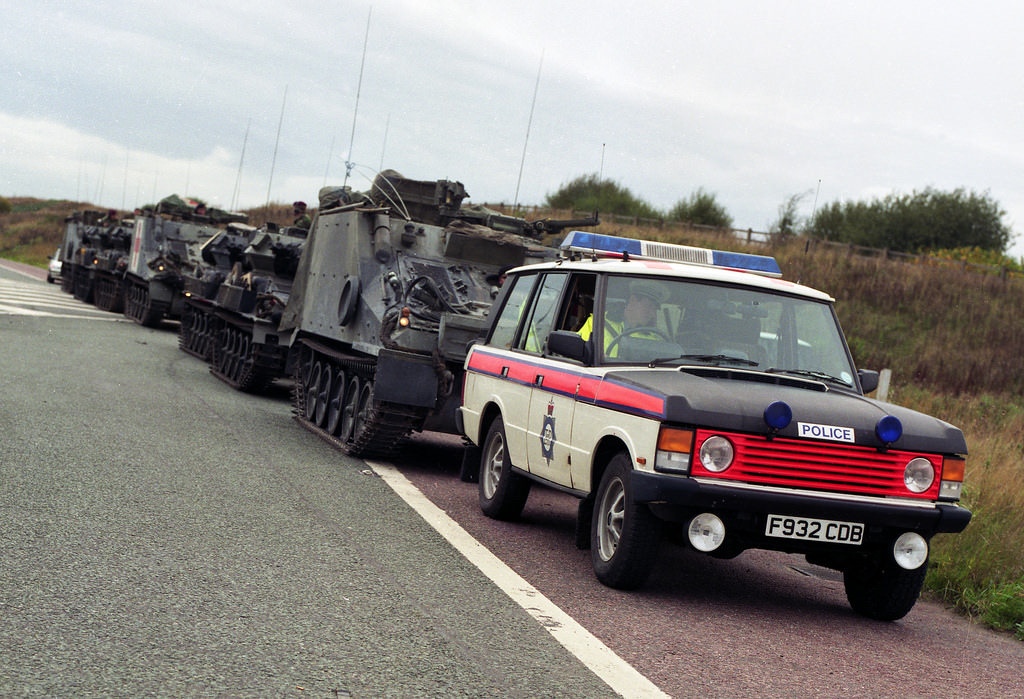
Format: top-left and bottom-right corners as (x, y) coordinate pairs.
(576, 279), (668, 359)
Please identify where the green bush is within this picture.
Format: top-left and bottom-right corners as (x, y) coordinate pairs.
(805, 187), (1011, 253)
(544, 174), (661, 219)
(668, 188), (733, 228)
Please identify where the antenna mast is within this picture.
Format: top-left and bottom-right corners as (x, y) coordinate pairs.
(513, 49), (544, 211)
(265, 85), (288, 217)
(344, 7), (372, 187)
(379, 112), (390, 173)
(232, 118), (250, 211)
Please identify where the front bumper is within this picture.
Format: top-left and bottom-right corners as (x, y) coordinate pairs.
(632, 470), (971, 548)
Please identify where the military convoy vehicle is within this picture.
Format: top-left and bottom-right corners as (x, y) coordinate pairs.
(279, 170), (597, 458)
(122, 195), (247, 326)
(86, 217), (135, 312)
(57, 211), (89, 295)
(58, 209), (128, 304)
(178, 223), (259, 361)
(204, 223), (307, 391)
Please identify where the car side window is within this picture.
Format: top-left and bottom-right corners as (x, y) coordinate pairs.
(488, 273), (536, 349)
(518, 273), (568, 353)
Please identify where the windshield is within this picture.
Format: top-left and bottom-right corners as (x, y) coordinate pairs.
(595, 276), (858, 388)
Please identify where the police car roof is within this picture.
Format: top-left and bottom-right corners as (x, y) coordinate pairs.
(506, 256), (835, 303)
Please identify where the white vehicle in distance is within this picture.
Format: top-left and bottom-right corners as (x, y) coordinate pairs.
(47, 248), (62, 283)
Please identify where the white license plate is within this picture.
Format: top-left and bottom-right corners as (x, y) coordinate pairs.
(764, 514), (864, 545)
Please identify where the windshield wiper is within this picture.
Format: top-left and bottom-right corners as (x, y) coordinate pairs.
(768, 368), (852, 386)
(649, 354), (759, 368)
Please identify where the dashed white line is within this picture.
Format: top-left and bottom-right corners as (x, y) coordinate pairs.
(368, 460), (670, 699)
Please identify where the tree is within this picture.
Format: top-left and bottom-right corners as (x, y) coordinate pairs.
(805, 188), (1012, 253)
(770, 191), (812, 240)
(0, 196), (11, 215)
(668, 188), (733, 228)
(544, 174), (661, 219)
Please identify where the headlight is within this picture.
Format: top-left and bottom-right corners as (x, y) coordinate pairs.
(904, 457), (935, 493)
(699, 435), (734, 473)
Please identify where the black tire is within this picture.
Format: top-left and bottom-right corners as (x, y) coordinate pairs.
(591, 452), (660, 589)
(478, 416), (530, 520)
(844, 556), (928, 621)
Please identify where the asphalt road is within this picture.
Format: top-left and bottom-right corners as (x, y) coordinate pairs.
(3, 262), (1024, 698)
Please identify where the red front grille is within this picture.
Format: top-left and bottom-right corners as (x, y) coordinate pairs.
(692, 429), (942, 500)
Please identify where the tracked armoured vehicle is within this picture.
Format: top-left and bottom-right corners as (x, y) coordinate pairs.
(58, 211), (89, 295)
(279, 170), (598, 458)
(178, 222), (259, 360)
(205, 223), (307, 391)
(86, 217), (135, 312)
(59, 210), (124, 303)
(123, 195), (246, 326)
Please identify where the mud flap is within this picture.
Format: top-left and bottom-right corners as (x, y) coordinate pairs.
(374, 349), (438, 408)
(459, 444), (481, 483)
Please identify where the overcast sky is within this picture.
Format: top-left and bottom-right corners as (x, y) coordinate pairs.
(4, 1), (1023, 256)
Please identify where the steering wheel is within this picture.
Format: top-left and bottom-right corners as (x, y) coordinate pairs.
(605, 326), (671, 356)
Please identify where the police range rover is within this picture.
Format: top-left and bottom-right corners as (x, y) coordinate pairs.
(457, 231), (970, 621)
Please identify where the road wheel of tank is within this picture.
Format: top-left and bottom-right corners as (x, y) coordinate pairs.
(314, 364), (333, 427)
(351, 380), (374, 442)
(844, 556), (928, 621)
(325, 367), (347, 435)
(478, 416), (531, 520)
(237, 333), (251, 382)
(591, 452), (660, 590)
(221, 328), (237, 379)
(305, 361), (323, 422)
(338, 375), (362, 442)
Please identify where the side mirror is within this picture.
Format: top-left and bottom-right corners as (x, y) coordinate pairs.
(858, 369), (879, 394)
(547, 330), (587, 362)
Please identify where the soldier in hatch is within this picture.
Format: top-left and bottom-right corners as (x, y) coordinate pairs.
(292, 201), (311, 230)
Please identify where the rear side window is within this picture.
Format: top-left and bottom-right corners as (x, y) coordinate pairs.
(519, 273), (568, 353)
(488, 273), (535, 349)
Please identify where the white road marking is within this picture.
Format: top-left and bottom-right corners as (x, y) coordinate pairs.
(368, 460), (670, 699)
(0, 278), (123, 320)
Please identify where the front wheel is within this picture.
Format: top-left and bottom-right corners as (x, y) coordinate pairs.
(844, 556), (928, 621)
(591, 452), (660, 589)
(478, 416), (530, 520)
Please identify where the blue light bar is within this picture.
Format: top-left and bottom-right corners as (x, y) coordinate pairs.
(560, 230), (782, 277)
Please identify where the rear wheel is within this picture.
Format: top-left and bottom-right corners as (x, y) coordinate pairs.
(591, 452), (660, 589)
(478, 416), (530, 520)
(844, 556), (927, 621)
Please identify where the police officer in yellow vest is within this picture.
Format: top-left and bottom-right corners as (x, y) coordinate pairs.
(577, 279), (667, 358)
